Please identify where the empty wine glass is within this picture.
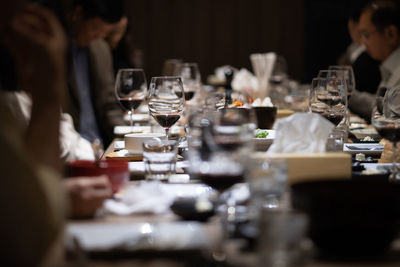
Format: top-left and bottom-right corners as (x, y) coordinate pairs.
(309, 77), (347, 126)
(372, 87), (400, 182)
(115, 69), (147, 130)
(175, 62), (201, 102)
(148, 76), (185, 139)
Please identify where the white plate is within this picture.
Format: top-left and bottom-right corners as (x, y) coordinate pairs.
(123, 113), (150, 123)
(351, 128), (380, 139)
(343, 143), (384, 156)
(67, 221), (209, 252)
(252, 130), (275, 151)
(114, 141), (125, 149)
(114, 126), (152, 136)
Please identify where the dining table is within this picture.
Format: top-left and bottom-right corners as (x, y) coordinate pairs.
(64, 110), (400, 267)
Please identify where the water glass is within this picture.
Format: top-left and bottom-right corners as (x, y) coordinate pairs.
(245, 157), (288, 219)
(258, 210), (310, 267)
(325, 131), (345, 152)
(143, 139), (178, 181)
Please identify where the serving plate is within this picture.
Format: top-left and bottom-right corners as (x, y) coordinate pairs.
(343, 143), (384, 156)
(351, 128), (380, 139)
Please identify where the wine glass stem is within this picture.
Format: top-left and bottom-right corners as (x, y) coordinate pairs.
(391, 142), (399, 182)
(165, 128), (169, 140)
(129, 109), (134, 128)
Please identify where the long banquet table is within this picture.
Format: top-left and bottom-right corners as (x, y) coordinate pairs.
(64, 137), (400, 267)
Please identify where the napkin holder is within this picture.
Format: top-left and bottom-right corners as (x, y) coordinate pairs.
(254, 152), (352, 185)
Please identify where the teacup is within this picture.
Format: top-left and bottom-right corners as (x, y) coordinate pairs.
(66, 160), (129, 194)
(124, 132), (165, 153)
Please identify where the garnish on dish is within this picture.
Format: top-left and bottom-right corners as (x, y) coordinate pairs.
(255, 129), (269, 138)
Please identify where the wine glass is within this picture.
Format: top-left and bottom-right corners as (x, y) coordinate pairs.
(309, 77), (347, 126)
(115, 69), (147, 130)
(188, 109), (254, 261)
(175, 62), (201, 102)
(371, 87), (400, 182)
(148, 76), (185, 139)
(328, 65), (355, 98)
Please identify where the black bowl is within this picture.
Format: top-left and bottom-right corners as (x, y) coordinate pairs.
(291, 180), (400, 257)
(352, 171), (390, 181)
(170, 198), (215, 222)
(252, 106), (277, 129)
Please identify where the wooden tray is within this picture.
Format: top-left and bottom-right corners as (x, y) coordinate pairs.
(105, 151), (143, 161)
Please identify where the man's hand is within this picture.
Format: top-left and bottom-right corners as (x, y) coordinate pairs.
(64, 176), (112, 218)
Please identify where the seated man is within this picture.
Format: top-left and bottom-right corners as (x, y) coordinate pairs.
(340, 6), (381, 95)
(349, 0), (400, 120)
(66, 0), (125, 148)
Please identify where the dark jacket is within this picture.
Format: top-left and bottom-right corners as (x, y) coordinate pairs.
(66, 39), (124, 147)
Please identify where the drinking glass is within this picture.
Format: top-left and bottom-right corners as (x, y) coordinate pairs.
(258, 210), (310, 267)
(328, 65), (355, 97)
(309, 77), (347, 126)
(148, 76), (185, 139)
(188, 108), (256, 262)
(143, 139), (178, 181)
(115, 69), (147, 129)
(372, 87), (400, 181)
(245, 157), (288, 219)
(175, 63), (201, 102)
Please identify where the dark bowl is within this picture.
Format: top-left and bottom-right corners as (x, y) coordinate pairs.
(291, 180), (400, 257)
(170, 198), (215, 222)
(352, 171), (390, 181)
(252, 106), (277, 129)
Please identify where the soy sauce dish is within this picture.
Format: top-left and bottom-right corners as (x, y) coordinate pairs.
(170, 197), (215, 221)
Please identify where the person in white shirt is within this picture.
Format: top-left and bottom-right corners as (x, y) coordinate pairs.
(348, 0), (400, 120)
(3, 91), (96, 162)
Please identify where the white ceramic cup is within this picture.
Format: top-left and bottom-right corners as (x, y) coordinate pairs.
(124, 133), (165, 153)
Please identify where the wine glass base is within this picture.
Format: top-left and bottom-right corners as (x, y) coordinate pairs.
(389, 174), (400, 182)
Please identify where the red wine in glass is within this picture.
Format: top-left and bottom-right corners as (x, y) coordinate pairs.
(375, 125), (400, 142)
(153, 113), (181, 129)
(119, 97), (144, 111)
(321, 112), (344, 126)
(198, 173), (244, 192)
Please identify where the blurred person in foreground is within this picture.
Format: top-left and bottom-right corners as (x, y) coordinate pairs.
(349, 0), (400, 121)
(0, 2), (112, 265)
(65, 0), (126, 148)
(0, 2), (67, 265)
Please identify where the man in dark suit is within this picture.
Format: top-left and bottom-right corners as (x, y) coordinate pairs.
(66, 0), (125, 147)
(349, 0), (400, 121)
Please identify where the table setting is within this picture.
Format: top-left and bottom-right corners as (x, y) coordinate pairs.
(64, 61), (400, 267)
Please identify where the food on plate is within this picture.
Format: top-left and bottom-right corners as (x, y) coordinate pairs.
(362, 136), (375, 142)
(255, 129), (269, 138)
(355, 153), (366, 161)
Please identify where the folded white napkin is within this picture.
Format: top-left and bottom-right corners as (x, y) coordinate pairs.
(231, 68), (258, 95)
(250, 52), (277, 99)
(267, 113), (334, 154)
(103, 181), (214, 215)
(252, 97), (274, 107)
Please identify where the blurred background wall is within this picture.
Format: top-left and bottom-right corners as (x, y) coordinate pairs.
(123, 0), (370, 83)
